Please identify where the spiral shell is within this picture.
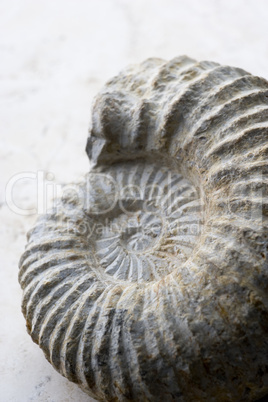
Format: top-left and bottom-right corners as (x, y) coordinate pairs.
(19, 56), (268, 401)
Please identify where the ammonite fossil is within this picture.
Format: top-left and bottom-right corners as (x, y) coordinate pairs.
(19, 56), (268, 401)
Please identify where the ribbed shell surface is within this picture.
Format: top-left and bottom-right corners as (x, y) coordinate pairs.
(19, 56), (268, 401)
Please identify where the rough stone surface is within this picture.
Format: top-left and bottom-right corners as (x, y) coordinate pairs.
(19, 56), (268, 401)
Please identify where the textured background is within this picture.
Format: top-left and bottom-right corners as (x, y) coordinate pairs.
(1, 1), (268, 401)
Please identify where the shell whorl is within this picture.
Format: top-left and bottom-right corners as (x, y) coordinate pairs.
(19, 56), (268, 401)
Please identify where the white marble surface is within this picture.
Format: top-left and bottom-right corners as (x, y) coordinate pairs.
(1, 0), (268, 401)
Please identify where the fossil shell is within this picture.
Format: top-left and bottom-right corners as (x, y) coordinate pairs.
(19, 56), (268, 401)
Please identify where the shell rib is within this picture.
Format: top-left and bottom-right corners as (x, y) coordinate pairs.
(19, 56), (268, 401)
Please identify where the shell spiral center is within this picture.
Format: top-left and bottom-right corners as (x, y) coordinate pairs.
(85, 161), (204, 283)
